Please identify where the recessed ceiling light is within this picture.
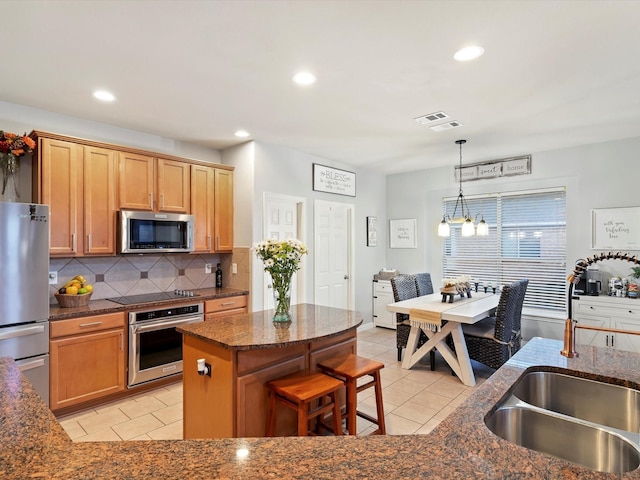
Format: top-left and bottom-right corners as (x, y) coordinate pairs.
(92, 90), (116, 102)
(292, 71), (316, 86)
(454, 45), (485, 62)
(234, 130), (250, 138)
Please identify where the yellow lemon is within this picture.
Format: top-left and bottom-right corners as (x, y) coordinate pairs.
(66, 286), (79, 295)
(84, 284), (93, 293)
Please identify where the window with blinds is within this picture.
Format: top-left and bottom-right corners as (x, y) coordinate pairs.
(442, 188), (567, 311)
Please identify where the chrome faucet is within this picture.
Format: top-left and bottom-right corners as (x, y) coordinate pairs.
(561, 318), (640, 358)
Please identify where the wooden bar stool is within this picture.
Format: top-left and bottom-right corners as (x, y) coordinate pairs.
(266, 371), (344, 436)
(318, 353), (386, 435)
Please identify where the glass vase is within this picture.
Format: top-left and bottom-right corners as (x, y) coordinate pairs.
(271, 272), (292, 323)
(0, 154), (20, 202)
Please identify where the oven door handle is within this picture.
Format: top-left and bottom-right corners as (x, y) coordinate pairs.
(132, 316), (203, 333)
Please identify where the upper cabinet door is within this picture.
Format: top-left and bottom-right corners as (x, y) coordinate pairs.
(190, 164), (214, 253)
(214, 169), (234, 252)
(83, 146), (117, 255)
(118, 152), (154, 211)
(40, 138), (83, 256)
(157, 158), (190, 213)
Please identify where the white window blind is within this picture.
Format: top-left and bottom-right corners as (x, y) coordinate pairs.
(442, 188), (567, 311)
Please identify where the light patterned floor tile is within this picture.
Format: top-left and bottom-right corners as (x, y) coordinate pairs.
(147, 420), (183, 440)
(152, 402), (183, 425)
(57, 326), (495, 441)
(112, 414), (165, 440)
(75, 427), (122, 442)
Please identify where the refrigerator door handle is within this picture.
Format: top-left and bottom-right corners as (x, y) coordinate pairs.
(0, 324), (46, 341)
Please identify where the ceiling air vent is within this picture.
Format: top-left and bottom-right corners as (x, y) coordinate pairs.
(414, 111), (449, 125)
(430, 121), (463, 132)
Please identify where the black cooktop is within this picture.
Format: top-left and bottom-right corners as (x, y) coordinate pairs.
(107, 291), (200, 306)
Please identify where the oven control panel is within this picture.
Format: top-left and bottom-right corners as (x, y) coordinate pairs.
(130, 303), (204, 323)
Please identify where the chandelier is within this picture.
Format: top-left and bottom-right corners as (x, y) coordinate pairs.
(437, 139), (488, 237)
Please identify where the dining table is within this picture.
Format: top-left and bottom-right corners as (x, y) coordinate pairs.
(387, 291), (499, 386)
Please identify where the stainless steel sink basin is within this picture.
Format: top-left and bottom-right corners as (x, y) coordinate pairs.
(484, 368), (640, 473)
(511, 370), (640, 432)
(485, 405), (640, 474)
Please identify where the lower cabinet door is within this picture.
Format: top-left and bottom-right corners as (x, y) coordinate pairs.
(50, 328), (125, 411)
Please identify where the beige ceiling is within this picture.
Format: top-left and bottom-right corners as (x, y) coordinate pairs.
(3, 0), (640, 174)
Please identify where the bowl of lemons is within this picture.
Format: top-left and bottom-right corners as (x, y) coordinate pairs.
(55, 275), (94, 308)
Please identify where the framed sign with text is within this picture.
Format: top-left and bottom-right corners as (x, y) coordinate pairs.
(367, 216), (377, 246)
(591, 207), (640, 250)
(312, 163), (356, 197)
(389, 218), (417, 249)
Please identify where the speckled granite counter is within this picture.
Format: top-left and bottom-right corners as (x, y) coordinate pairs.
(4, 338), (640, 479)
(177, 303), (362, 350)
(49, 287), (249, 320)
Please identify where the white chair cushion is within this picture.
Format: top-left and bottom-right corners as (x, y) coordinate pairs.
(462, 316), (496, 339)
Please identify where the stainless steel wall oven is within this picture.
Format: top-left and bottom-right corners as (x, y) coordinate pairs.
(128, 302), (204, 387)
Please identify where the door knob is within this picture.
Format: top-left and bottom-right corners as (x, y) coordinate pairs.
(344, 275), (350, 280)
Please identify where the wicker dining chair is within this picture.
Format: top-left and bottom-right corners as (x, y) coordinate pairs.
(461, 279), (529, 370)
(415, 272), (434, 297)
(391, 275), (432, 368)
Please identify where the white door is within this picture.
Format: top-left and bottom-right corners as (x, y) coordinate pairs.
(262, 194), (305, 310)
(314, 200), (353, 309)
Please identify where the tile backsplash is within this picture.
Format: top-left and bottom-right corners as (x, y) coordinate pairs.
(50, 253), (223, 304)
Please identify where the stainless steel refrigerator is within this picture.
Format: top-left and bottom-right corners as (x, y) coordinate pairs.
(0, 202), (50, 406)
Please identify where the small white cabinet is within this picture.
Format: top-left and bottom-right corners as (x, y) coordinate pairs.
(373, 280), (396, 329)
(572, 295), (640, 353)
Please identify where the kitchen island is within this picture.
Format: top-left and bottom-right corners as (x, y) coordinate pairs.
(177, 303), (362, 438)
(3, 337), (640, 478)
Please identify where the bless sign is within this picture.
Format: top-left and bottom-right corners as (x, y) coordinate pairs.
(312, 163), (356, 197)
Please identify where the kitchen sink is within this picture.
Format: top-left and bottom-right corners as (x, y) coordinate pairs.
(511, 370), (640, 432)
(485, 367), (640, 473)
(485, 405), (640, 474)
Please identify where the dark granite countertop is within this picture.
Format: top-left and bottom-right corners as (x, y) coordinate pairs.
(177, 303), (363, 350)
(3, 337), (640, 478)
(49, 287), (249, 320)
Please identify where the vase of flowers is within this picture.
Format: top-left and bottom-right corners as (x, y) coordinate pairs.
(0, 131), (35, 202)
(254, 239), (308, 323)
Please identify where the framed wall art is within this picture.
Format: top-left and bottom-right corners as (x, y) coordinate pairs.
(312, 163), (356, 197)
(591, 207), (640, 250)
(367, 216), (377, 246)
(389, 218), (417, 249)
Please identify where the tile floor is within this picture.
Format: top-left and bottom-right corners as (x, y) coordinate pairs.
(57, 326), (495, 441)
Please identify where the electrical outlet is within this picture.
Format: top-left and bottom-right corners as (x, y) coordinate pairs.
(49, 271), (58, 285)
(232, 263), (237, 274)
(205, 264), (212, 274)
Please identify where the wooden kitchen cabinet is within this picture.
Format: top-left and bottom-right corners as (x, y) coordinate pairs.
(49, 312), (126, 412)
(83, 146), (118, 255)
(214, 168), (234, 252)
(183, 328), (355, 438)
(191, 164), (234, 253)
(36, 137), (117, 256)
(191, 164), (215, 252)
(119, 153), (190, 213)
(573, 296), (640, 353)
(32, 130), (234, 257)
(205, 295), (248, 321)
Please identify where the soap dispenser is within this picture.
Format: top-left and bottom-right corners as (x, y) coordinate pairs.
(216, 263), (223, 288)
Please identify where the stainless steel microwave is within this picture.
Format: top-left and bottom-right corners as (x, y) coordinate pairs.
(118, 210), (194, 254)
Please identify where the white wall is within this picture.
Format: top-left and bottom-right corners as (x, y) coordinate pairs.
(386, 136), (640, 325)
(240, 141), (387, 322)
